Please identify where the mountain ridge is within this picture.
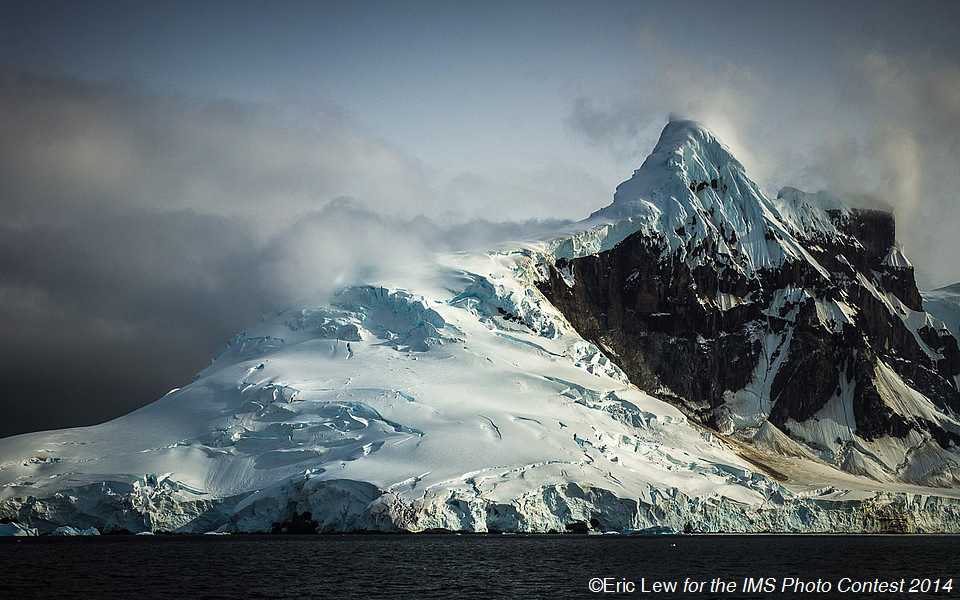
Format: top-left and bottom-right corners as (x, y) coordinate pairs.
(3, 120), (960, 535)
(539, 120), (960, 487)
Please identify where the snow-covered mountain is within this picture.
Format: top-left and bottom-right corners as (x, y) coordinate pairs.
(540, 121), (960, 488)
(3, 120), (960, 535)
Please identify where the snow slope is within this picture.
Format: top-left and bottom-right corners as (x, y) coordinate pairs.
(3, 120), (960, 534)
(549, 121), (828, 276)
(0, 252), (786, 532)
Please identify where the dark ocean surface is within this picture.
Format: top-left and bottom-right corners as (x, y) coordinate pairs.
(2, 534), (958, 599)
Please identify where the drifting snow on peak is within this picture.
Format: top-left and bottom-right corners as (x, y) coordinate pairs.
(553, 120), (819, 275)
(775, 187), (847, 211)
(601, 119), (747, 218)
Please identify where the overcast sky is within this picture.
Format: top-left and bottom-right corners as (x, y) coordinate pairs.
(2, 0), (959, 437)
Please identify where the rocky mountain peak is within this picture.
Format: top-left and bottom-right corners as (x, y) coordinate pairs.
(540, 120), (960, 488)
(580, 120), (810, 276)
(602, 119), (748, 216)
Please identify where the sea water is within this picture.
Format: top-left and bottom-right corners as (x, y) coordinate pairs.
(2, 534), (957, 599)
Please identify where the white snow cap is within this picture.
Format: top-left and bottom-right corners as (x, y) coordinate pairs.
(563, 118), (812, 273)
(603, 118), (744, 216)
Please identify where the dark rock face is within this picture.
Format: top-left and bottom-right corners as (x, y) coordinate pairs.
(539, 208), (960, 458)
(542, 233), (763, 424)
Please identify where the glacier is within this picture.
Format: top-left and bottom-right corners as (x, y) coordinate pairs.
(2, 120), (960, 534)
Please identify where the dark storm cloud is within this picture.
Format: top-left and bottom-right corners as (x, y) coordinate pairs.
(0, 209), (268, 437)
(0, 71), (571, 437)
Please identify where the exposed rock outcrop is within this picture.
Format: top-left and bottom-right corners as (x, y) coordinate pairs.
(538, 121), (960, 485)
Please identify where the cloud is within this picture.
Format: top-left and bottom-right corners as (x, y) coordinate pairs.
(0, 71), (441, 230)
(257, 198), (575, 305)
(565, 54), (777, 187)
(0, 70), (576, 437)
(836, 52), (960, 286)
(441, 166), (609, 223)
(0, 207), (270, 437)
